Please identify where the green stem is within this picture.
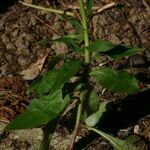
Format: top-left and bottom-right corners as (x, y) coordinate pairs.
(69, 1), (91, 149)
(79, 0), (90, 63)
(20, 1), (73, 16)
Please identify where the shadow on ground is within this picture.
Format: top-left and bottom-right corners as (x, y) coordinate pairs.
(76, 89), (150, 149)
(0, 0), (16, 13)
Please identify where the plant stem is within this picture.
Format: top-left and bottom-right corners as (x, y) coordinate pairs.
(68, 100), (83, 150)
(69, 1), (91, 149)
(79, 0), (90, 63)
(19, 1), (73, 16)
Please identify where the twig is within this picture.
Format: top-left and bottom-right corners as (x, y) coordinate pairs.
(91, 2), (117, 18)
(61, 98), (78, 118)
(19, 1), (74, 16)
(97, 2), (116, 13)
(32, 15), (58, 34)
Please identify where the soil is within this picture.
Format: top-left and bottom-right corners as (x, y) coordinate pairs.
(0, 0), (150, 150)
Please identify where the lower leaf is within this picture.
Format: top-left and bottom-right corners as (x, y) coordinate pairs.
(5, 92), (70, 130)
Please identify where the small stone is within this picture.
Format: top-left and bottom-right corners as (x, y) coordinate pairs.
(6, 43), (14, 50)
(11, 30), (19, 38)
(0, 23), (4, 31)
(134, 125), (139, 134)
(45, 13), (52, 20)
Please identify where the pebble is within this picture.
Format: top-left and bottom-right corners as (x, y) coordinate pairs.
(0, 23), (4, 31)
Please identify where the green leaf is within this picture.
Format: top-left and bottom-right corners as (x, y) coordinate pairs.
(55, 37), (83, 54)
(86, 90), (99, 114)
(39, 37), (82, 54)
(5, 92), (70, 130)
(50, 59), (81, 94)
(85, 101), (107, 127)
(88, 39), (115, 52)
(29, 54), (65, 95)
(29, 71), (57, 95)
(103, 45), (142, 59)
(86, 0), (94, 16)
(65, 33), (83, 40)
(85, 126), (139, 150)
(89, 40), (142, 60)
(39, 38), (50, 45)
(48, 54), (66, 70)
(67, 18), (84, 33)
(30, 59), (81, 95)
(90, 68), (140, 94)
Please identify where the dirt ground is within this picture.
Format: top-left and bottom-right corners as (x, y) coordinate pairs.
(0, 0), (150, 149)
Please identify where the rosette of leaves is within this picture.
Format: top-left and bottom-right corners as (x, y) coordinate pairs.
(5, 0), (143, 150)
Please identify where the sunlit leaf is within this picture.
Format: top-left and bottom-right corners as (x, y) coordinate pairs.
(86, 126), (139, 150)
(90, 68), (140, 94)
(85, 101), (107, 127)
(5, 92), (70, 130)
(86, 90), (99, 114)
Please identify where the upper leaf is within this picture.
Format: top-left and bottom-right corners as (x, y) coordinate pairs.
(88, 40), (115, 52)
(50, 59), (81, 94)
(5, 92), (70, 130)
(88, 40), (142, 59)
(54, 37), (83, 54)
(103, 45), (142, 59)
(30, 59), (81, 95)
(39, 37), (83, 54)
(90, 68), (140, 94)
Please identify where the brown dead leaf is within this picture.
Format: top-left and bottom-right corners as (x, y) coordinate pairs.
(19, 50), (49, 80)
